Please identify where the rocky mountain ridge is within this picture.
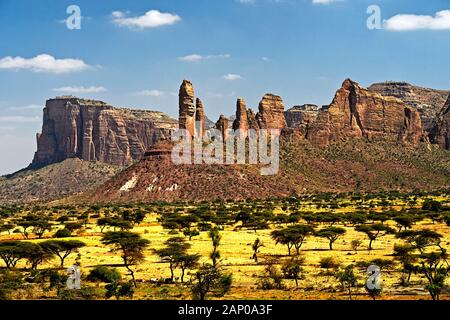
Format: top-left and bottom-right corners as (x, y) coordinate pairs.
(31, 97), (177, 168)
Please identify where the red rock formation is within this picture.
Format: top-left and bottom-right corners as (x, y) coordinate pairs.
(429, 95), (450, 149)
(232, 98), (248, 136)
(31, 97), (176, 168)
(215, 115), (230, 141)
(369, 81), (450, 131)
(256, 94), (287, 130)
(179, 80), (196, 137)
(307, 79), (424, 146)
(247, 109), (259, 131)
(195, 98), (205, 138)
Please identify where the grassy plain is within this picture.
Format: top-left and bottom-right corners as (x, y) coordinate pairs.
(1, 192), (450, 300)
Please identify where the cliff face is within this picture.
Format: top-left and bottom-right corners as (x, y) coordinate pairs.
(368, 81), (450, 131)
(307, 79), (424, 146)
(256, 94), (287, 130)
(429, 95), (450, 150)
(179, 80), (196, 137)
(31, 97), (177, 168)
(285, 104), (319, 130)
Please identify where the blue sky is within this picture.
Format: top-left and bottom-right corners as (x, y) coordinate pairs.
(1, 0), (450, 175)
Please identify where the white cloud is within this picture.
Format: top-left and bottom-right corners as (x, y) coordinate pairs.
(52, 86), (107, 94)
(0, 116), (41, 123)
(222, 74), (243, 81)
(312, 0), (341, 4)
(261, 57), (271, 62)
(237, 0), (256, 4)
(137, 89), (165, 97)
(112, 10), (181, 29)
(111, 11), (126, 18)
(384, 10), (450, 31)
(8, 104), (43, 111)
(0, 54), (90, 74)
(178, 54), (231, 62)
(178, 54), (203, 62)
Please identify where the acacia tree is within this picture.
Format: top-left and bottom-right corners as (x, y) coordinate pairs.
(40, 240), (86, 267)
(101, 231), (150, 287)
(397, 229), (443, 253)
(355, 224), (395, 251)
(190, 264), (232, 300)
(417, 251), (450, 300)
(281, 256), (305, 287)
(316, 227), (346, 250)
(393, 215), (414, 232)
(154, 237), (190, 282)
(271, 225), (315, 256)
(335, 265), (358, 300)
(179, 253), (201, 283)
(251, 238), (263, 263)
(209, 228), (221, 267)
(31, 220), (52, 239)
(0, 241), (40, 268)
(393, 244), (417, 285)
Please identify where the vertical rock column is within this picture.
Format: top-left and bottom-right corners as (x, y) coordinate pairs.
(179, 80), (196, 138)
(216, 115), (230, 142)
(195, 98), (205, 139)
(232, 98), (249, 137)
(256, 94), (287, 130)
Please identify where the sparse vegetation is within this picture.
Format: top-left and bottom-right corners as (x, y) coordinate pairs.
(0, 191), (449, 300)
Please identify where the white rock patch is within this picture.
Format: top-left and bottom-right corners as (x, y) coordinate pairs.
(120, 176), (138, 192)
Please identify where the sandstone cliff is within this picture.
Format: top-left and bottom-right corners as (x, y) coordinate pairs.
(179, 80), (196, 137)
(368, 81), (450, 131)
(307, 79), (424, 146)
(31, 97), (177, 168)
(232, 98), (249, 136)
(429, 95), (450, 150)
(256, 94), (287, 130)
(285, 104), (319, 129)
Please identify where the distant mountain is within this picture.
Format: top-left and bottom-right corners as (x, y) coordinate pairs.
(4, 79), (450, 205)
(31, 96), (177, 169)
(368, 81), (450, 131)
(83, 79), (450, 204)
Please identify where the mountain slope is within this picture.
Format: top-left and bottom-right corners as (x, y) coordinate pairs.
(0, 158), (124, 205)
(84, 139), (450, 204)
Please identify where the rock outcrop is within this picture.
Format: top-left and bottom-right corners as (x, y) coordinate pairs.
(232, 98), (248, 136)
(215, 115), (230, 141)
(247, 109), (259, 131)
(31, 97), (177, 168)
(285, 104), (319, 128)
(195, 98), (205, 138)
(256, 94), (287, 130)
(369, 81), (450, 131)
(179, 80), (196, 137)
(307, 79), (424, 146)
(429, 95), (450, 150)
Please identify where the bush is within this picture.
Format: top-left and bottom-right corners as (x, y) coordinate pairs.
(87, 266), (122, 283)
(58, 286), (101, 300)
(257, 260), (285, 290)
(54, 228), (72, 238)
(319, 257), (341, 270)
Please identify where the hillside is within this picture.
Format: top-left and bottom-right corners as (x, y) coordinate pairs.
(0, 158), (124, 205)
(84, 139), (450, 204)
